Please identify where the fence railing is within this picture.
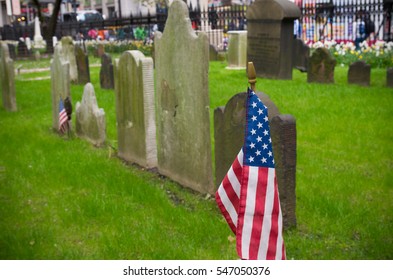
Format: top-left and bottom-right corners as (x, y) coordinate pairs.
(296, 0), (393, 43)
(1, 1), (392, 52)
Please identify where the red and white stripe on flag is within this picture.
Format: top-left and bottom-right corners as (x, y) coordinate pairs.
(59, 99), (69, 133)
(215, 150), (243, 234)
(236, 164), (285, 260)
(215, 150), (285, 260)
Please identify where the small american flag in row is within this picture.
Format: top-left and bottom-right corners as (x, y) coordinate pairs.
(58, 99), (69, 134)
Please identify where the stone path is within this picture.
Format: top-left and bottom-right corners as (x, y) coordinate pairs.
(16, 64), (100, 81)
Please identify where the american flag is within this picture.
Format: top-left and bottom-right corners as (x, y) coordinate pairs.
(215, 88), (286, 260)
(58, 98), (69, 134)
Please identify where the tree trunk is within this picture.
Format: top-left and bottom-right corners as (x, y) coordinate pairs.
(31, 0), (62, 54)
(46, 0), (63, 54)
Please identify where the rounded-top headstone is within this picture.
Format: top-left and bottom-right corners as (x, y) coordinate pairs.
(247, 0), (301, 21)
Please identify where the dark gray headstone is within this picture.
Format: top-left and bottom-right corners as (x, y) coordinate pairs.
(293, 38), (310, 72)
(307, 47), (336, 84)
(17, 40), (30, 58)
(214, 91), (297, 229)
(348, 61), (371, 87)
(94, 44), (105, 58)
(209, 44), (219, 61)
(75, 45), (90, 85)
(270, 114), (297, 229)
(387, 68), (393, 88)
(247, 0), (300, 79)
(154, 0), (214, 194)
(100, 53), (114, 89)
(7, 44), (16, 60)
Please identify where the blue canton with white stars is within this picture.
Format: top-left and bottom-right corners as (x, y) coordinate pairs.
(243, 88), (275, 168)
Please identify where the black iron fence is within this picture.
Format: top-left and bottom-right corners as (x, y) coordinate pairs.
(1, 1), (392, 51)
(297, 0), (393, 43)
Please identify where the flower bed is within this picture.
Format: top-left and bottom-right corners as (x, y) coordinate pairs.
(309, 40), (393, 68)
(84, 39), (154, 57)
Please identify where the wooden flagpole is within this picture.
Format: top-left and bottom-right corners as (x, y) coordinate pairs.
(247, 62), (257, 92)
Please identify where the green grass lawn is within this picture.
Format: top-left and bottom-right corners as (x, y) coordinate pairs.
(0, 58), (392, 259)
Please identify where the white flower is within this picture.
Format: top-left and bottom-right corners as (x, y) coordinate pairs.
(313, 41), (324, 49)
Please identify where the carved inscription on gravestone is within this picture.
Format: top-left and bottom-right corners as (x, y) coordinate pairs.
(248, 26), (281, 77)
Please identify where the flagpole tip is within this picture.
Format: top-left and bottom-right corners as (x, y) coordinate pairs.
(247, 62), (257, 92)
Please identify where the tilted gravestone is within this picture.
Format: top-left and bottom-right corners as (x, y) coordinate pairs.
(387, 68), (393, 88)
(293, 38), (310, 72)
(214, 91), (297, 229)
(51, 43), (71, 131)
(226, 31), (247, 69)
(0, 42), (17, 112)
(307, 47), (336, 84)
(60, 36), (78, 83)
(75, 45), (90, 85)
(348, 61), (371, 87)
(154, 0), (214, 194)
(100, 53), (114, 89)
(75, 83), (106, 146)
(114, 50), (157, 169)
(247, 0), (300, 79)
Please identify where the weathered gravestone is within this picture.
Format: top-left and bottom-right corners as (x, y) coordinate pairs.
(154, 0), (214, 194)
(7, 44), (16, 60)
(214, 91), (297, 229)
(209, 44), (219, 61)
(25, 38), (32, 51)
(307, 47), (336, 84)
(53, 36), (58, 48)
(0, 42), (17, 112)
(293, 38), (310, 72)
(226, 31), (247, 69)
(387, 68), (393, 88)
(60, 36), (78, 83)
(75, 45), (90, 85)
(17, 39), (30, 58)
(33, 16), (45, 49)
(247, 0), (300, 79)
(100, 53), (114, 89)
(348, 61), (371, 87)
(114, 50), (157, 169)
(51, 43), (71, 131)
(95, 44), (105, 58)
(75, 83), (106, 146)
